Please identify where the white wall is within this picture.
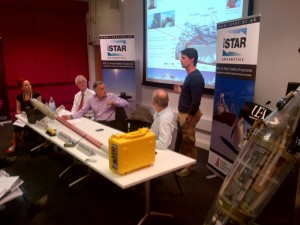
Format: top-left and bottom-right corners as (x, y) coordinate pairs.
(87, 0), (300, 150)
(253, 0), (300, 108)
(120, 0), (214, 150)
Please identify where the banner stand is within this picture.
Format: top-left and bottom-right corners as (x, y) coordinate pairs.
(208, 15), (261, 178)
(99, 34), (136, 117)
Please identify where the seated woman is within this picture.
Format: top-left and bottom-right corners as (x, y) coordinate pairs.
(6, 78), (42, 154)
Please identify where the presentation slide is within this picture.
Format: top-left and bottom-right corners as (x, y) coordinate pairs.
(145, 0), (246, 89)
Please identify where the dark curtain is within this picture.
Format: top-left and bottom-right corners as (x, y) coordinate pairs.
(0, 37), (11, 123)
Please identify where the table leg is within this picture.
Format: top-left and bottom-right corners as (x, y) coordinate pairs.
(137, 180), (173, 225)
(68, 167), (91, 188)
(30, 140), (50, 152)
(58, 159), (91, 191)
(58, 158), (77, 178)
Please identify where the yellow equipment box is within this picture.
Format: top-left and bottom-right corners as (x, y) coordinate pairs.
(109, 128), (156, 175)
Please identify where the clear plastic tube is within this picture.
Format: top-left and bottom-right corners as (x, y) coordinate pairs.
(203, 88), (300, 225)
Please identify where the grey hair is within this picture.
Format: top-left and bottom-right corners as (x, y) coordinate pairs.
(75, 75), (87, 84)
(152, 89), (169, 108)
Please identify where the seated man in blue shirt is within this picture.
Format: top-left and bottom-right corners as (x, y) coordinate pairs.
(63, 81), (129, 130)
(150, 89), (177, 150)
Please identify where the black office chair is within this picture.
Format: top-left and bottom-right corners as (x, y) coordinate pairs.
(96, 107), (128, 132)
(115, 106), (128, 132)
(126, 106), (153, 132)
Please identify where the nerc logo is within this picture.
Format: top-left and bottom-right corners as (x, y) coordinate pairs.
(250, 105), (269, 120)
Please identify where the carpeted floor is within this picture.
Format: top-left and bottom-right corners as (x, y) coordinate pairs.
(0, 122), (298, 225)
(0, 122), (223, 225)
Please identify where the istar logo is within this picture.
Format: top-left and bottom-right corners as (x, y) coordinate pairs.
(222, 28), (247, 57)
(107, 40), (127, 57)
(223, 37), (246, 49)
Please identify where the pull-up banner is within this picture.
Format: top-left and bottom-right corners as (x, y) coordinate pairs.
(0, 37), (11, 125)
(208, 15), (261, 177)
(99, 34), (136, 116)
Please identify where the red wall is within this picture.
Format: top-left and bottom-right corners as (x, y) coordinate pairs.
(0, 0), (89, 116)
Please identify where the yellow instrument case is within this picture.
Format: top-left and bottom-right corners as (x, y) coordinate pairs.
(109, 128), (156, 175)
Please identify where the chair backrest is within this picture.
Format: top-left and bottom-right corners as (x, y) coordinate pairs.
(115, 107), (128, 132)
(173, 121), (182, 153)
(126, 106), (153, 132)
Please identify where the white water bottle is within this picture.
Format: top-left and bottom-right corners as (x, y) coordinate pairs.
(49, 97), (56, 111)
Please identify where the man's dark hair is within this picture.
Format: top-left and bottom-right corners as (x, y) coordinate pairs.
(181, 48), (198, 66)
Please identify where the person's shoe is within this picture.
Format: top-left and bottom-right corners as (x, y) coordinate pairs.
(6, 145), (15, 154)
(175, 167), (194, 178)
(29, 195), (48, 220)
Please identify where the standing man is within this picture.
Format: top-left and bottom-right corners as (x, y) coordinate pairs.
(71, 75), (95, 118)
(174, 48), (205, 177)
(63, 81), (129, 129)
(150, 89), (176, 150)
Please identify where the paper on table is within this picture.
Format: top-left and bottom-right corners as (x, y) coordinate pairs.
(13, 119), (26, 128)
(68, 118), (83, 125)
(58, 109), (71, 116)
(0, 187), (23, 205)
(0, 187), (6, 198)
(0, 175), (24, 205)
(0, 176), (20, 198)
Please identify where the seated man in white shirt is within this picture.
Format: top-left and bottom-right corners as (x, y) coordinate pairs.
(150, 89), (177, 150)
(71, 75), (95, 118)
